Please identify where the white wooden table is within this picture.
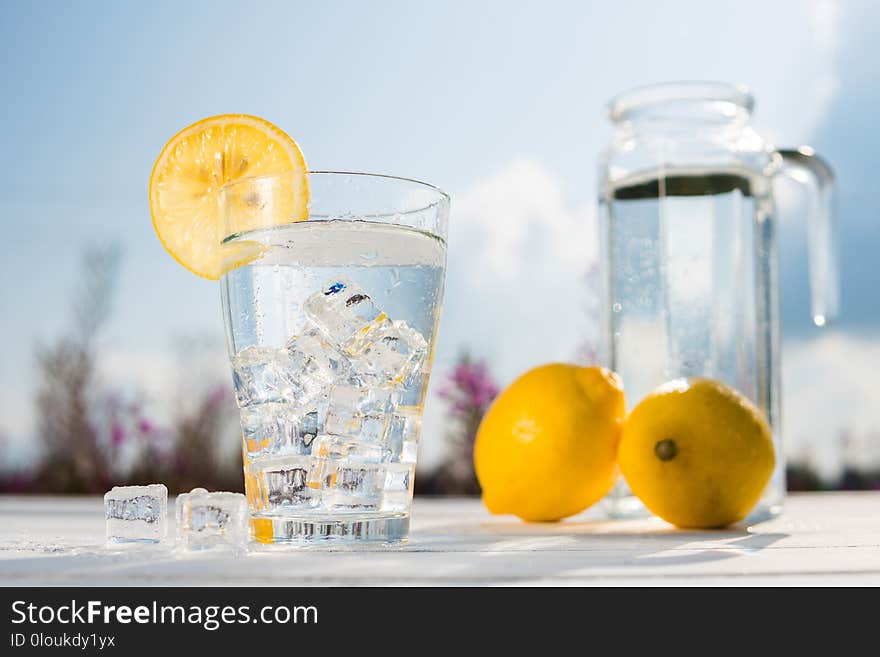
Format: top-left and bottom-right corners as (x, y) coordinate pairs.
(0, 493), (878, 586)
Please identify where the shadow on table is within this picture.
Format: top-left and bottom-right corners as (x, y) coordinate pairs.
(408, 516), (789, 581)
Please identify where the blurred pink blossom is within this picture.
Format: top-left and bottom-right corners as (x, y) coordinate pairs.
(136, 418), (155, 435)
(437, 358), (499, 417)
(421, 354), (500, 495)
(207, 385), (230, 409)
(110, 420), (126, 446)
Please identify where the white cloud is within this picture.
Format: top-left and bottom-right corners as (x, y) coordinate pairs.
(449, 158), (594, 281)
(438, 157), (596, 378)
(418, 158), (599, 468)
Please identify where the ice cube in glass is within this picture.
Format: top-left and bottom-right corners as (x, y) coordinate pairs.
(352, 320), (428, 385)
(323, 384), (393, 442)
(304, 277), (391, 355)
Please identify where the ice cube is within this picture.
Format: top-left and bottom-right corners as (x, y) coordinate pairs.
(285, 326), (351, 384)
(231, 345), (323, 408)
(231, 346), (293, 406)
(104, 484), (167, 544)
(176, 488), (248, 551)
(352, 320), (428, 385)
(240, 403), (315, 457)
(304, 277), (391, 355)
(323, 384), (393, 442)
(394, 371), (430, 407)
(400, 437), (419, 464)
(311, 434), (390, 462)
(252, 455), (322, 511)
(382, 463), (415, 512)
(321, 463), (388, 509)
(304, 456), (336, 492)
(386, 410), (422, 463)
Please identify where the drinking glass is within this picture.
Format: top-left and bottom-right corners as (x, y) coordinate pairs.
(597, 82), (837, 521)
(219, 171), (449, 545)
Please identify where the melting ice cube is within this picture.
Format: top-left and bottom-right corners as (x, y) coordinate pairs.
(104, 484), (167, 544)
(176, 488), (248, 551)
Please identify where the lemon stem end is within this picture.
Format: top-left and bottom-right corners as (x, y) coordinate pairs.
(654, 438), (678, 461)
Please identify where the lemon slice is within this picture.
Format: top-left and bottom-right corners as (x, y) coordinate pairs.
(149, 114), (309, 280)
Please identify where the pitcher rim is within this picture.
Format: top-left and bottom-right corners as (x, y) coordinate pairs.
(608, 81), (755, 122)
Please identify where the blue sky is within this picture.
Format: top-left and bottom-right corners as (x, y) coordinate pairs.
(1, 0), (878, 476)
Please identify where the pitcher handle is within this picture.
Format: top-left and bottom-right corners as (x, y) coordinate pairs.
(777, 147), (839, 326)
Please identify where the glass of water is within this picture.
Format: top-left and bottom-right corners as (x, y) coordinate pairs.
(219, 171), (449, 545)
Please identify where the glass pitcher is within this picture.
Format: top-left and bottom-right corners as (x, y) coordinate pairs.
(597, 81), (837, 521)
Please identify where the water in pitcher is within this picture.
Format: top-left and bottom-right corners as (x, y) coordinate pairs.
(220, 220), (446, 541)
(600, 166), (783, 519)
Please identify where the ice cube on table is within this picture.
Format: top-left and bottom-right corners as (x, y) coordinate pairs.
(176, 488), (248, 551)
(231, 345), (323, 409)
(323, 384), (393, 442)
(352, 320), (428, 385)
(104, 484), (167, 544)
(240, 403), (316, 457)
(304, 277), (391, 355)
(251, 455), (322, 511)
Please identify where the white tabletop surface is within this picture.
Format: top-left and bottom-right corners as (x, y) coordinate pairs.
(0, 492), (878, 586)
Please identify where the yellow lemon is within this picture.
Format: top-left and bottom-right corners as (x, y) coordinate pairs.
(619, 378), (775, 529)
(474, 364), (625, 522)
(149, 114), (309, 280)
